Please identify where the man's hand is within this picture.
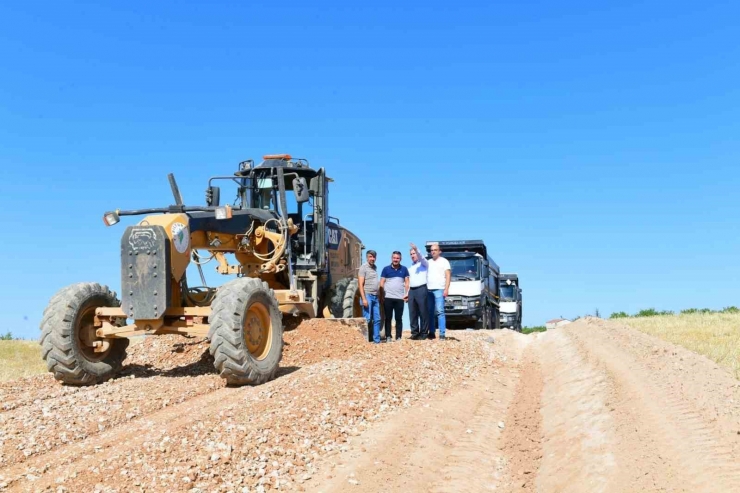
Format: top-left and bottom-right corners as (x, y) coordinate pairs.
(403, 294), (409, 302)
(362, 298), (368, 308)
(410, 242), (417, 251)
(443, 289), (449, 298)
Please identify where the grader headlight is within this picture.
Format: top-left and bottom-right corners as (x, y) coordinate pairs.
(103, 211), (120, 227)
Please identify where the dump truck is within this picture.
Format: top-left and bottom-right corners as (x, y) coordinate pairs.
(424, 240), (500, 329)
(39, 154), (364, 386)
(499, 273), (522, 331)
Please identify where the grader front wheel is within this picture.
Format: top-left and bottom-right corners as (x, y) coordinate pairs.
(208, 278), (283, 386)
(39, 282), (129, 385)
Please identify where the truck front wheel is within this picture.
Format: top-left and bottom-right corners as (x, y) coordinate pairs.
(476, 305), (492, 330)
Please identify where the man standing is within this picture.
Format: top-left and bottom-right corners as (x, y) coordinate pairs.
(427, 242), (451, 340)
(407, 242), (429, 340)
(380, 251), (410, 342)
(358, 250), (382, 344)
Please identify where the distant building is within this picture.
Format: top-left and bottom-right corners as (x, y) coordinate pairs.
(546, 318), (572, 330)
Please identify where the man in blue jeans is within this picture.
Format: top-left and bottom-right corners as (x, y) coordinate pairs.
(427, 242), (451, 340)
(358, 250), (382, 343)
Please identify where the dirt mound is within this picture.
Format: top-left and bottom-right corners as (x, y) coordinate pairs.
(123, 335), (215, 377)
(121, 318), (368, 375)
(283, 318), (369, 366)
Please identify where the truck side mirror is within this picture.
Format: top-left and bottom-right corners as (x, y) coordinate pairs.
(206, 186), (221, 207)
(293, 177), (310, 203)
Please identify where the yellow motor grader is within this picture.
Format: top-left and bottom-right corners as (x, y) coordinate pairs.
(40, 155), (365, 386)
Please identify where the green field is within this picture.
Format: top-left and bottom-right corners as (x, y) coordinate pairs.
(622, 312), (740, 378)
(522, 325), (547, 334)
(0, 339), (47, 381)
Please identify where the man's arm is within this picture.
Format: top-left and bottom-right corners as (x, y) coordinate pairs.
(358, 275), (367, 307)
(379, 278), (386, 301)
(403, 274), (410, 302)
(411, 243), (428, 268)
(444, 266), (451, 298)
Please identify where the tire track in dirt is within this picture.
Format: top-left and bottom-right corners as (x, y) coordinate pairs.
(535, 329), (618, 493)
(566, 321), (740, 493)
(427, 339), (532, 493)
(305, 332), (529, 493)
(495, 342), (543, 492)
(425, 373), (509, 493)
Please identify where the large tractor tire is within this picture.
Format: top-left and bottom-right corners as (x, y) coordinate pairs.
(39, 282), (129, 386)
(326, 278), (363, 319)
(208, 278), (283, 386)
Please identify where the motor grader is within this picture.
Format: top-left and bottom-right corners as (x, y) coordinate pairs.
(40, 154), (365, 386)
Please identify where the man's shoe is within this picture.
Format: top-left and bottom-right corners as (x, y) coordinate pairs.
(386, 337), (393, 343)
(427, 333), (436, 340)
(410, 334), (421, 340)
(440, 335), (447, 340)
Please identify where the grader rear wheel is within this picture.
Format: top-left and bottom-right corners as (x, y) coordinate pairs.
(39, 282), (129, 385)
(208, 278), (283, 386)
(326, 278), (363, 318)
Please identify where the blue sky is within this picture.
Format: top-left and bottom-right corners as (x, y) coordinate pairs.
(1, 1), (739, 339)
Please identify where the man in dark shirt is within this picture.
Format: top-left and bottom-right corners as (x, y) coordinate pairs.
(380, 251), (410, 342)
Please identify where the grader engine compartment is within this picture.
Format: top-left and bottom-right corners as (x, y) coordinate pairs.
(39, 154), (365, 387)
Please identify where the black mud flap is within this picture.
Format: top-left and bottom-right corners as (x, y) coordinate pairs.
(120, 225), (171, 320)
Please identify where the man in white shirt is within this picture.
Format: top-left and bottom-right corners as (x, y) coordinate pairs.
(407, 242), (430, 340)
(427, 242), (451, 340)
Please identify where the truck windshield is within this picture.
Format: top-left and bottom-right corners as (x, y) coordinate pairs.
(449, 258), (480, 280)
(500, 285), (516, 300)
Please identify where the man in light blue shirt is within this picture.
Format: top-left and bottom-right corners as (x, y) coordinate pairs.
(407, 242), (430, 340)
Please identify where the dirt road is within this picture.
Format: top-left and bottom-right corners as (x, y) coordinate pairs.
(1, 318), (739, 492)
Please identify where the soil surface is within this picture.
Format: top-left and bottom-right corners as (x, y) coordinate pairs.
(1, 317), (739, 492)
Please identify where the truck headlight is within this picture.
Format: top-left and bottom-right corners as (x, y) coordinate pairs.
(468, 300), (480, 308)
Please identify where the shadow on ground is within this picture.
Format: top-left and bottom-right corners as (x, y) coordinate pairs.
(118, 345), (301, 381)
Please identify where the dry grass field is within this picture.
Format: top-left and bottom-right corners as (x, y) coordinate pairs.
(0, 339), (46, 381)
(623, 312), (740, 378)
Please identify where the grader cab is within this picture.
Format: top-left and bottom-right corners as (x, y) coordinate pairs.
(40, 155), (365, 386)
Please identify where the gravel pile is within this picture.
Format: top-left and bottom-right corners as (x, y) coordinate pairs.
(0, 321), (497, 492)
